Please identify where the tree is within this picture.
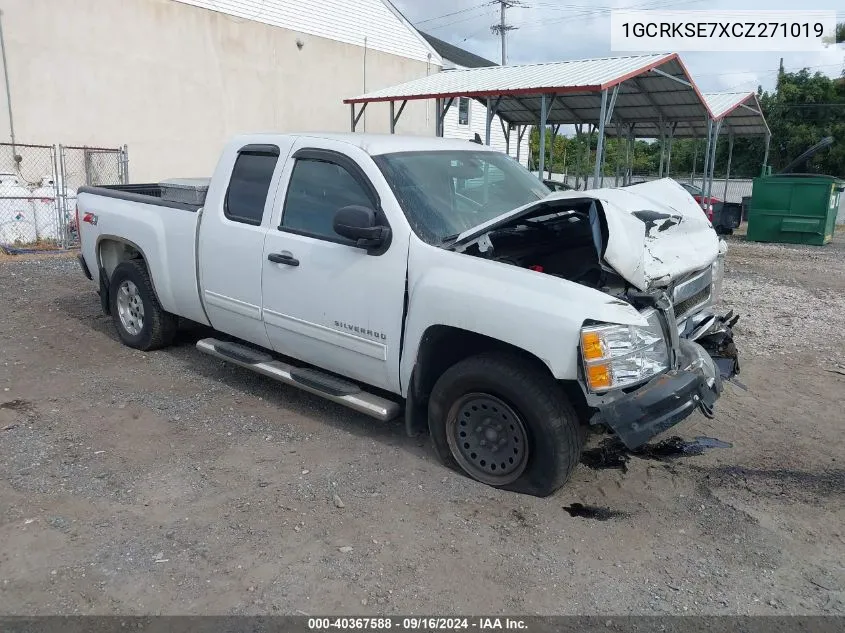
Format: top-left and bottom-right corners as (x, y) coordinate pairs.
(529, 61), (845, 180)
(761, 66), (845, 175)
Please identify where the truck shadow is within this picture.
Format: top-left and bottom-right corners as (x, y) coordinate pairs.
(55, 291), (430, 458)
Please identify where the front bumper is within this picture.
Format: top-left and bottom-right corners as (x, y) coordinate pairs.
(591, 311), (739, 449)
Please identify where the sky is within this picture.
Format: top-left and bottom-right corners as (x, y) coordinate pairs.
(392, 0), (845, 94)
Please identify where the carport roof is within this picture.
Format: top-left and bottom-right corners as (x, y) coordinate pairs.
(345, 52), (714, 137)
(706, 91), (769, 136)
(638, 92), (770, 138)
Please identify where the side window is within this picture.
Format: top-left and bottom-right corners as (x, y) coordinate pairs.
(224, 149), (279, 225)
(280, 159), (374, 241)
(458, 98), (470, 126)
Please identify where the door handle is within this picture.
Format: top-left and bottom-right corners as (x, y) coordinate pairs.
(267, 252), (299, 266)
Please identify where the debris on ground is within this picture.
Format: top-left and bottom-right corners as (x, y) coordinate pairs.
(562, 503), (629, 521)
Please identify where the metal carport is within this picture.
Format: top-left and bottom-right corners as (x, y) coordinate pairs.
(700, 92), (770, 202)
(606, 90), (770, 200)
(344, 52), (715, 186)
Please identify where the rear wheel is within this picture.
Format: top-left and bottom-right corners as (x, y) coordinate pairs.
(108, 260), (177, 351)
(428, 353), (585, 497)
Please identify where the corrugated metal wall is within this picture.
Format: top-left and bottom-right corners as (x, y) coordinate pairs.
(173, 0), (441, 64)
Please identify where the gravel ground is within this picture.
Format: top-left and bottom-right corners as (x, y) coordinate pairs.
(720, 232), (845, 361)
(0, 235), (843, 616)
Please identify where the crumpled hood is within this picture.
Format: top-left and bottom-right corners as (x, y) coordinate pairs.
(453, 178), (719, 291)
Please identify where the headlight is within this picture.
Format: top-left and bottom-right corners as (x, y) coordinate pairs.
(580, 310), (669, 392)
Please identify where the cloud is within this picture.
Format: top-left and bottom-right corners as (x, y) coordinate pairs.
(394, 0), (845, 91)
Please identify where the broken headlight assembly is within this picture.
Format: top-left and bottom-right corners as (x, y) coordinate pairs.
(580, 310), (669, 392)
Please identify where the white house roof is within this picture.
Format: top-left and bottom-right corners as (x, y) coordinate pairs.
(419, 32), (497, 69)
(345, 53), (716, 138)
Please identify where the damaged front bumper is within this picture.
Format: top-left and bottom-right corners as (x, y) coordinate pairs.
(589, 310), (740, 449)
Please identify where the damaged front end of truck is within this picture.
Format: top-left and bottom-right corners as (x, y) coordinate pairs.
(583, 288), (741, 449)
(450, 178), (742, 449)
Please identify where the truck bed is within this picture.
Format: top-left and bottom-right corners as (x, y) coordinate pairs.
(76, 185), (208, 326)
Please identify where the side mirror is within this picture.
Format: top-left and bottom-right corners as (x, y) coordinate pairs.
(333, 205), (390, 250)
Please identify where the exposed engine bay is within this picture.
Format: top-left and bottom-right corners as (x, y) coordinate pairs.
(455, 195), (741, 387)
(451, 179), (726, 295)
(459, 198), (621, 291)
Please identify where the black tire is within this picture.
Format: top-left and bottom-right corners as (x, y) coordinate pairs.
(108, 259), (177, 351)
(428, 352), (585, 497)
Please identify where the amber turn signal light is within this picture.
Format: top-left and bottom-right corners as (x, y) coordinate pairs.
(581, 331), (605, 361)
(586, 363), (612, 390)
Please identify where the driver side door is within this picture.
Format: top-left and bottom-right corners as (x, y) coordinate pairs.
(260, 140), (408, 393)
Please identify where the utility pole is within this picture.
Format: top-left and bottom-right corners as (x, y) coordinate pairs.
(490, 0), (521, 66)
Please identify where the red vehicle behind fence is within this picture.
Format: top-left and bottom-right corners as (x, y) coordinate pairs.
(680, 182), (722, 222)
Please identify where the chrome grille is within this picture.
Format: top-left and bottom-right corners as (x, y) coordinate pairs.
(672, 268), (712, 320)
(674, 286), (711, 319)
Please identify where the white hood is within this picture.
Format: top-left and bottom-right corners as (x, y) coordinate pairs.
(454, 178), (719, 291)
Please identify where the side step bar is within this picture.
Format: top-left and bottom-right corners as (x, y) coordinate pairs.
(196, 338), (401, 422)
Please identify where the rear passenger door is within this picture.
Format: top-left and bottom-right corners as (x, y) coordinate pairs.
(198, 141), (292, 347)
(260, 139), (409, 393)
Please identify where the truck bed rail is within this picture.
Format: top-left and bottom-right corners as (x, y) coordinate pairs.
(100, 183), (163, 198)
(78, 185), (201, 212)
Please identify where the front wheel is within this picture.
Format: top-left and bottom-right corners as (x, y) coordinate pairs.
(428, 353), (585, 497)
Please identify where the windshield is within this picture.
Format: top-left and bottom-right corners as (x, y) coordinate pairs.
(373, 150), (550, 244)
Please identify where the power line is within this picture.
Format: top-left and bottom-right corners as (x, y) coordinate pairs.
(697, 62), (843, 78)
(516, 0), (707, 31)
(414, 3), (490, 26)
(425, 8), (496, 32)
(462, 20), (498, 43)
(451, 0), (709, 49)
(706, 63), (845, 91)
(768, 103), (845, 107)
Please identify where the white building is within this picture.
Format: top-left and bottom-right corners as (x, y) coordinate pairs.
(0, 0), (442, 181)
(419, 32), (530, 166)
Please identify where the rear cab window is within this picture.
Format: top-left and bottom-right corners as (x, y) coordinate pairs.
(225, 145), (280, 225)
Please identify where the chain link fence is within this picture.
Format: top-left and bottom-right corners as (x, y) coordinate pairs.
(57, 145), (128, 248)
(0, 142), (127, 252)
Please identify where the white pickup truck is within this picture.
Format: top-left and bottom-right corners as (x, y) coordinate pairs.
(76, 133), (740, 496)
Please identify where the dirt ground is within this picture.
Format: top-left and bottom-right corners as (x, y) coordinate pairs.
(1, 233), (843, 616)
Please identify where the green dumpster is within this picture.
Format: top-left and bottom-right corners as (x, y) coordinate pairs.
(747, 174), (844, 245)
